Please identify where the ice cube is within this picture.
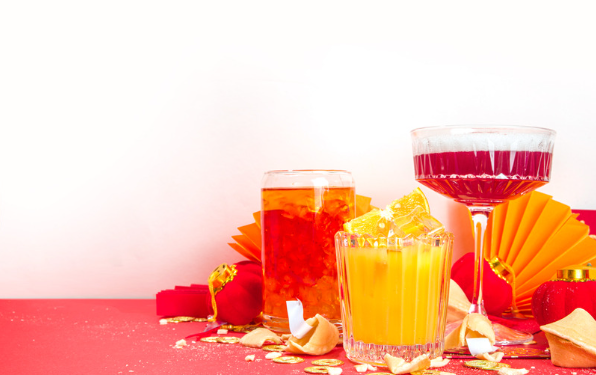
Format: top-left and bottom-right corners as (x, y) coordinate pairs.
(392, 206), (444, 238)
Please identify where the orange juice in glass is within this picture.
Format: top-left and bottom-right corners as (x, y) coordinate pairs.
(261, 170), (355, 332)
(335, 198), (453, 365)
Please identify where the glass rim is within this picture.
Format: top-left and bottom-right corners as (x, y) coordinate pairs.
(264, 169), (352, 176)
(335, 230), (454, 247)
(335, 230), (454, 238)
(410, 124), (556, 137)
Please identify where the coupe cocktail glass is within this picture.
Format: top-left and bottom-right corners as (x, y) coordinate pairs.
(411, 125), (556, 344)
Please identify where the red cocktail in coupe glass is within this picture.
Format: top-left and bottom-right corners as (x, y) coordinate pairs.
(411, 125), (556, 344)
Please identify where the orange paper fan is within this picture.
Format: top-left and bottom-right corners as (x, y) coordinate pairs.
(228, 195), (377, 263)
(484, 191), (596, 316)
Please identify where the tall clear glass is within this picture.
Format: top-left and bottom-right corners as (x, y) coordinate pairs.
(261, 170), (355, 332)
(411, 125), (556, 344)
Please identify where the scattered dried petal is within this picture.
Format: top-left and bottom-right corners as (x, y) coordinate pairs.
(175, 339), (187, 348)
(245, 354), (255, 362)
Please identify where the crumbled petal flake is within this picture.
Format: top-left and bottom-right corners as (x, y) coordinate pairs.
(354, 364), (367, 373)
(430, 356), (450, 367)
(265, 352), (282, 359)
(327, 368), (342, 375)
(497, 368), (529, 375)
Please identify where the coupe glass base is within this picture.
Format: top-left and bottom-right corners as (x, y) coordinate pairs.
(445, 319), (533, 347)
(492, 322), (533, 345)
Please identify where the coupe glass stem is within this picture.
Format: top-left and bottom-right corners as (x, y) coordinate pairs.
(467, 206), (493, 316)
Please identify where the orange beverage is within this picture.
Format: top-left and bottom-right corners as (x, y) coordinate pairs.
(336, 232), (453, 365)
(261, 170), (355, 332)
(335, 189), (453, 365)
(346, 237), (448, 340)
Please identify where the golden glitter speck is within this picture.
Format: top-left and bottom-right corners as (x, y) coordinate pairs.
(464, 360), (511, 370)
(164, 316), (206, 323)
(272, 356), (305, 364)
(199, 337), (219, 343)
(262, 344), (286, 352)
(216, 336), (240, 344)
(312, 359), (343, 366)
(304, 366), (329, 374)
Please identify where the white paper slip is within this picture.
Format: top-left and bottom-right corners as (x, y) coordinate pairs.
(466, 337), (498, 356)
(286, 300), (313, 339)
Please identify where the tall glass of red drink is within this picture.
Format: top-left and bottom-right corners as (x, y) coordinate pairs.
(411, 125), (556, 344)
(261, 170), (355, 332)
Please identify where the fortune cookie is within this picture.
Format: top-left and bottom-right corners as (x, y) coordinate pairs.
(444, 313), (495, 349)
(285, 314), (339, 355)
(384, 353), (430, 374)
(430, 356), (450, 367)
(541, 308), (596, 368)
(239, 327), (282, 348)
(476, 351), (504, 362)
(447, 279), (472, 323)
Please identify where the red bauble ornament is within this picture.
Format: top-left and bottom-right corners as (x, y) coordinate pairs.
(532, 268), (596, 326)
(156, 260), (263, 325)
(209, 260), (263, 326)
(451, 252), (513, 317)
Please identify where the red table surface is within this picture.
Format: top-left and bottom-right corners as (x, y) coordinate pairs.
(1, 299), (595, 375)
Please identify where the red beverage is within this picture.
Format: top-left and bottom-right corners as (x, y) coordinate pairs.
(261, 186), (355, 331)
(414, 150), (553, 206)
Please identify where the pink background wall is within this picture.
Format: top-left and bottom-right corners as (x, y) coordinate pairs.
(1, 1), (596, 297)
